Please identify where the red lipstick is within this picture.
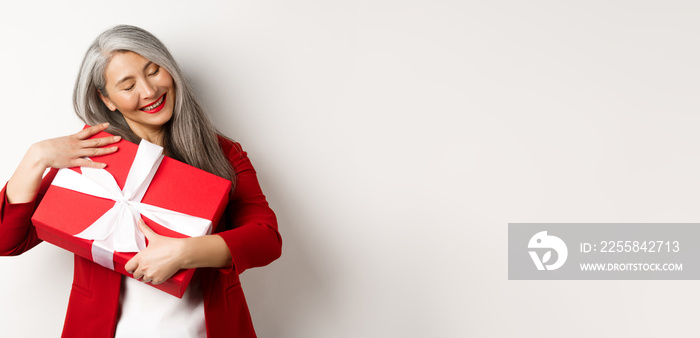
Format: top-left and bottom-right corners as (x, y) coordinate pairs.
(140, 94), (166, 114)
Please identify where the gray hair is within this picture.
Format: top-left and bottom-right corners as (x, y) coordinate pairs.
(73, 25), (234, 183)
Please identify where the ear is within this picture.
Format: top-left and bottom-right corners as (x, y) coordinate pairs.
(98, 91), (117, 112)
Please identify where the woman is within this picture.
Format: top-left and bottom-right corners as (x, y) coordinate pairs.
(0, 25), (281, 337)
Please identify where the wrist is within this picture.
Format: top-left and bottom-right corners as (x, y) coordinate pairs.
(175, 235), (231, 269)
(176, 237), (194, 269)
(6, 143), (50, 204)
(26, 142), (49, 170)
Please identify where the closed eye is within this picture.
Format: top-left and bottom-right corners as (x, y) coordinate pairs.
(149, 66), (160, 76)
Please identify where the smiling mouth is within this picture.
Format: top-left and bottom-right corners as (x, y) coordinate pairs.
(140, 94), (166, 113)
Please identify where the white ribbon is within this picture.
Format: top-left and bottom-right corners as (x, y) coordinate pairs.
(50, 140), (213, 270)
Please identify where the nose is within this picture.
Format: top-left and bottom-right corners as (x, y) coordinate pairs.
(140, 79), (157, 99)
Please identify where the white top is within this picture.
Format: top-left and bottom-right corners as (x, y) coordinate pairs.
(114, 276), (206, 338)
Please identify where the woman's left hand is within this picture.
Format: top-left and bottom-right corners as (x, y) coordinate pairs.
(125, 219), (186, 285)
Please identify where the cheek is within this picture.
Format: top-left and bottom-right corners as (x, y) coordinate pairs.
(114, 94), (139, 111)
(160, 71), (175, 88)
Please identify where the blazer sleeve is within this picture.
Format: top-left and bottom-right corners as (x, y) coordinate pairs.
(0, 168), (58, 256)
(215, 140), (282, 275)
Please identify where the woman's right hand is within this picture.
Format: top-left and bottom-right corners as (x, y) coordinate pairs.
(30, 123), (121, 170)
(5, 123), (121, 204)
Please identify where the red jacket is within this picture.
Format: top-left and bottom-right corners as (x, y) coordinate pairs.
(0, 137), (282, 337)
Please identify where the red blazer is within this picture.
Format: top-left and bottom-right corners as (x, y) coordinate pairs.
(0, 137), (282, 337)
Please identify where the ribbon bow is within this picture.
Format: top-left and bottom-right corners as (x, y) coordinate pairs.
(50, 140), (212, 270)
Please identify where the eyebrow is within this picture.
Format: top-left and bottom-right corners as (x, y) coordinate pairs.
(113, 61), (154, 87)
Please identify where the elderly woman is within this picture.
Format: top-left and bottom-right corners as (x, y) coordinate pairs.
(0, 25), (281, 337)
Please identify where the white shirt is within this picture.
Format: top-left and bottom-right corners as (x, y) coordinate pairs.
(114, 275), (206, 338)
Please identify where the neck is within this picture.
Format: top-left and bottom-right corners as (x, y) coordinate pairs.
(125, 121), (165, 146)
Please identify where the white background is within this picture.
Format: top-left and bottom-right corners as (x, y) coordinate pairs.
(1, 1), (699, 337)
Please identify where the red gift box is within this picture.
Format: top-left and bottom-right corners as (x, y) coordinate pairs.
(31, 128), (232, 298)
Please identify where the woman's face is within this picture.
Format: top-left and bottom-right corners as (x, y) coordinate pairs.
(99, 51), (175, 140)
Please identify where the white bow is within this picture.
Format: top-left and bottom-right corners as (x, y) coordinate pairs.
(50, 140), (212, 270)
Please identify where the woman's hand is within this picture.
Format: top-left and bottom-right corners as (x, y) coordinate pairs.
(6, 123), (120, 204)
(124, 219), (233, 284)
(30, 122), (121, 170)
(125, 219), (186, 285)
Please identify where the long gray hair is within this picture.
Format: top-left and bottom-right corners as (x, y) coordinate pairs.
(73, 25), (234, 184)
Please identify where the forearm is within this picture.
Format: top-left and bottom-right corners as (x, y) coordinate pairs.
(179, 234), (232, 269)
(6, 146), (47, 204)
(0, 158), (56, 256)
(7, 123), (120, 204)
(0, 182), (43, 256)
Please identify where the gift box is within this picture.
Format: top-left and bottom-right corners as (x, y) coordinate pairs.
(31, 127), (232, 298)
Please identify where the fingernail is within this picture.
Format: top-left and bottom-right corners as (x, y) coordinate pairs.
(113, 136), (121, 141)
(100, 163), (107, 168)
(111, 146), (118, 151)
(103, 122), (109, 127)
